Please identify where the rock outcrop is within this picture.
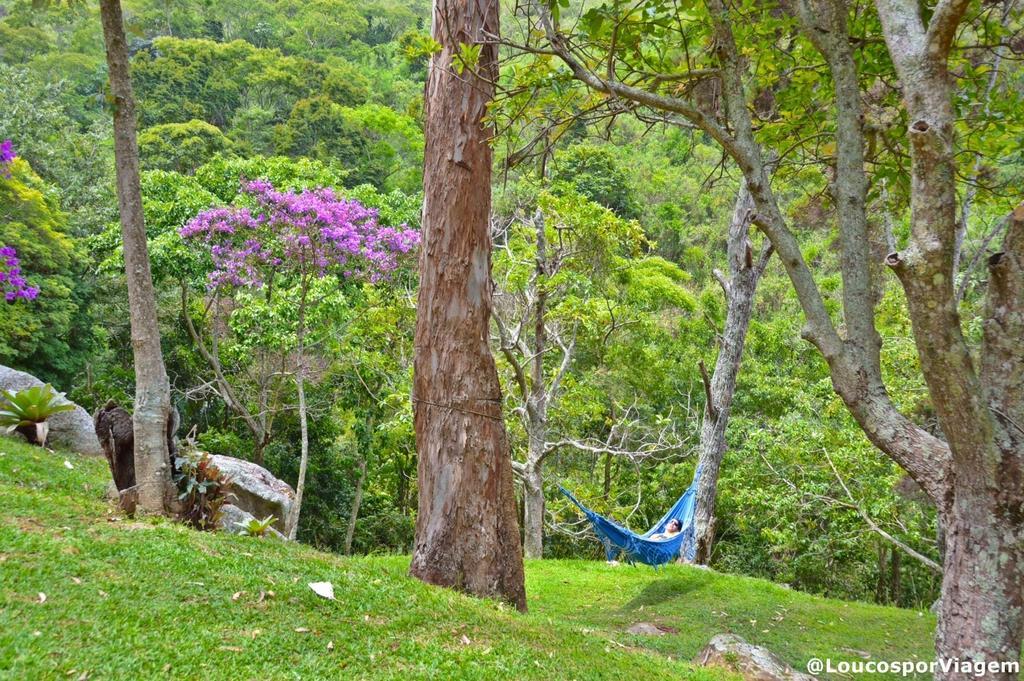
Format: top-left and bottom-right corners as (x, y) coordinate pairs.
(209, 454), (294, 534)
(696, 634), (817, 680)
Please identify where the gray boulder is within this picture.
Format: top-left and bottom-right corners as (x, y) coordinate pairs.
(0, 365), (102, 457)
(696, 634), (817, 680)
(208, 454), (294, 534)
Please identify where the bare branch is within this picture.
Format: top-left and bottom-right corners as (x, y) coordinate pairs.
(712, 268), (731, 299)
(823, 452), (942, 573)
(761, 451), (941, 574)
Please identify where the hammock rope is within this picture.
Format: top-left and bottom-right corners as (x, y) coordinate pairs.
(559, 466), (702, 567)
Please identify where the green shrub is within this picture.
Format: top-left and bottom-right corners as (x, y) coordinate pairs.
(174, 451), (233, 531)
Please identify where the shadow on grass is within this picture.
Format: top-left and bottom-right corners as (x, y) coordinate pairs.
(620, 576), (703, 612)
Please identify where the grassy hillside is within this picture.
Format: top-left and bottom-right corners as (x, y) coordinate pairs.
(0, 440), (936, 679)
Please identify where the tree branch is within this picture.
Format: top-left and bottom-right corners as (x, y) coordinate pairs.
(926, 0), (973, 59)
(698, 359), (718, 420)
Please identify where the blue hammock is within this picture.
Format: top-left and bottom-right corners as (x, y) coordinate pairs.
(559, 467), (701, 567)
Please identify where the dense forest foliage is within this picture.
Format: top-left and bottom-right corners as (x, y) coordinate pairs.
(3, 0), (1018, 610)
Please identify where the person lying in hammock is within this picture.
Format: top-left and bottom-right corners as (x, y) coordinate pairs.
(607, 518), (685, 565)
(648, 518), (683, 541)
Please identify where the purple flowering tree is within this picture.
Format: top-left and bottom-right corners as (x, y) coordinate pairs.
(0, 246), (39, 303)
(0, 140), (14, 178)
(181, 179), (419, 538)
(2, 145), (40, 302)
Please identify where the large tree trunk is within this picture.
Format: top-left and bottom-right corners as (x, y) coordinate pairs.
(937, 496), (1024, 678)
(100, 0), (173, 514)
(691, 182), (767, 563)
(874, 0), (1024, 668)
(409, 0), (527, 610)
(927, 208), (1024, 679)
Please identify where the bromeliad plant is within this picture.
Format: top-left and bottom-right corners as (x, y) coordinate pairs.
(236, 514), (278, 538)
(174, 451), (234, 531)
(0, 384), (76, 447)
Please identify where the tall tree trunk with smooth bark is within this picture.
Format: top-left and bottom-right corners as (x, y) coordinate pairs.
(287, 283), (310, 540)
(100, 0), (173, 514)
(691, 182), (770, 563)
(409, 0), (527, 610)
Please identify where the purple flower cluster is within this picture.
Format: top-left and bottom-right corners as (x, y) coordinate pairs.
(0, 140), (15, 178)
(0, 246), (40, 302)
(180, 180), (420, 290)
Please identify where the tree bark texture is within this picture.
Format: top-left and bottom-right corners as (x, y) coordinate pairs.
(409, 0), (527, 610)
(100, 0), (173, 514)
(692, 182), (768, 563)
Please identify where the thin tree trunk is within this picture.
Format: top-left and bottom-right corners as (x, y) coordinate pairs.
(522, 208), (549, 559)
(100, 0), (172, 514)
(343, 455), (367, 555)
(409, 0), (526, 610)
(876, 544), (888, 603)
(522, 458), (544, 559)
(691, 182), (768, 563)
(181, 285), (270, 464)
(602, 452), (612, 500)
(889, 548), (900, 604)
(287, 283), (309, 540)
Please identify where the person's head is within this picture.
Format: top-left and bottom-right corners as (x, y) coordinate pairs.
(666, 519), (681, 533)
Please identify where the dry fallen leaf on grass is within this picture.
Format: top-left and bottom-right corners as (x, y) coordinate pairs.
(308, 581), (336, 600)
(460, 635), (471, 646)
(232, 591), (244, 601)
(294, 627), (311, 633)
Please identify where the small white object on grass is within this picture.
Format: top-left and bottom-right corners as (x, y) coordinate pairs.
(64, 460), (74, 470)
(308, 581), (335, 600)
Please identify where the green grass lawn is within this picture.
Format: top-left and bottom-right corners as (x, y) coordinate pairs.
(0, 440), (936, 679)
